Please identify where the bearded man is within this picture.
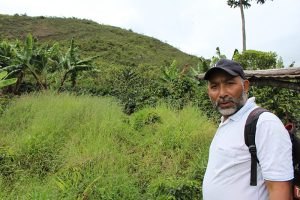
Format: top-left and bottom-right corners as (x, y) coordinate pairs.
(202, 59), (293, 200)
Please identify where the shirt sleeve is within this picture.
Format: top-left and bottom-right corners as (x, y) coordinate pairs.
(255, 112), (294, 181)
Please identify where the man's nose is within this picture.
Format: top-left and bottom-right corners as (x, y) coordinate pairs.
(219, 85), (227, 98)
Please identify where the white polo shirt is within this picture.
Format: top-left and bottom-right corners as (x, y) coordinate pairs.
(202, 97), (293, 200)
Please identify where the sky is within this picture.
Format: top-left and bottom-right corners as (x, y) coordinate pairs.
(1, 0), (300, 67)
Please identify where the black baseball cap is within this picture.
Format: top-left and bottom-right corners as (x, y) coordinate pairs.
(204, 58), (246, 80)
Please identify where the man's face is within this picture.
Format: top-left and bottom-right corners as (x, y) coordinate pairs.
(207, 71), (249, 119)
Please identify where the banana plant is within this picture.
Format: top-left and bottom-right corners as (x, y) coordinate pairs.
(190, 59), (210, 77)
(16, 33), (46, 89)
(210, 47), (227, 67)
(0, 34), (48, 92)
(0, 40), (16, 67)
(55, 38), (99, 92)
(0, 71), (17, 89)
(161, 60), (180, 83)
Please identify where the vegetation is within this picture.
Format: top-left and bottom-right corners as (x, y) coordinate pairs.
(0, 32), (215, 118)
(0, 93), (215, 199)
(233, 49), (277, 69)
(0, 34), (97, 93)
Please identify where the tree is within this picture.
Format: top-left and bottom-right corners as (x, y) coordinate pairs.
(227, 0), (273, 51)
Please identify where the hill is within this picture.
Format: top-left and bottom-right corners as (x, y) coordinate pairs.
(0, 14), (202, 68)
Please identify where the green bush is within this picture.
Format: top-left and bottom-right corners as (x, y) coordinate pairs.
(148, 178), (201, 200)
(0, 95), (14, 115)
(131, 108), (162, 131)
(233, 50), (277, 70)
(250, 86), (300, 127)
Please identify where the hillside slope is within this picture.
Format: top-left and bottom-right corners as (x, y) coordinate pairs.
(0, 14), (202, 68)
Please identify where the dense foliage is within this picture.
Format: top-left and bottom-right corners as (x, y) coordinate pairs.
(0, 34), (217, 120)
(233, 50), (277, 69)
(0, 34), (98, 93)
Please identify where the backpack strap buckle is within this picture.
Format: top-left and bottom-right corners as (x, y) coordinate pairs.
(248, 145), (257, 154)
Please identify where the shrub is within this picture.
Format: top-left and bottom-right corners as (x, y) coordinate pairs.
(250, 86), (300, 128)
(131, 109), (161, 131)
(233, 50), (277, 70)
(148, 178), (201, 200)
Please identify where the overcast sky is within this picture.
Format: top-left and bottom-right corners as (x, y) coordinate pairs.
(1, 0), (299, 66)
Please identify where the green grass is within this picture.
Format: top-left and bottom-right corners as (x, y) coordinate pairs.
(0, 93), (215, 199)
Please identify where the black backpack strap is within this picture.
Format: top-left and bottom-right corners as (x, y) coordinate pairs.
(244, 107), (268, 186)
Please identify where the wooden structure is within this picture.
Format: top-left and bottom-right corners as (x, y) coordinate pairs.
(197, 67), (300, 91)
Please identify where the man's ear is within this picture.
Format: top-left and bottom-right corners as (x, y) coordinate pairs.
(244, 79), (250, 93)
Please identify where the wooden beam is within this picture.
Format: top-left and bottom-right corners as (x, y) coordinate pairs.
(248, 77), (300, 91)
(197, 67), (300, 80)
(196, 67), (300, 91)
(244, 67), (300, 80)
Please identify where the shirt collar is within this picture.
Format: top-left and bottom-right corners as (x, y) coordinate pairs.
(221, 97), (257, 123)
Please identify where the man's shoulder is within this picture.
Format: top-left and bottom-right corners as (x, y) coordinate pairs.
(258, 111), (282, 124)
(255, 110), (289, 138)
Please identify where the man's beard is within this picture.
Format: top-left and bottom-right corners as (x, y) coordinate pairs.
(211, 91), (247, 117)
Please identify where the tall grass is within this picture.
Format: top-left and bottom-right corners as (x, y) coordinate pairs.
(0, 93), (215, 199)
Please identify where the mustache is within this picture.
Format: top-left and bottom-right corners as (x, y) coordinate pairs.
(213, 97), (236, 107)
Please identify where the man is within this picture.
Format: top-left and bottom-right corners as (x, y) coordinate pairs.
(202, 59), (293, 200)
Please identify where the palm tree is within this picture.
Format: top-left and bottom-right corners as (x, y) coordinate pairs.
(227, 0), (273, 51)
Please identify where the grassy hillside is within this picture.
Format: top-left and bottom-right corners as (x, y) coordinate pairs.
(0, 93), (215, 199)
(0, 14), (202, 68)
